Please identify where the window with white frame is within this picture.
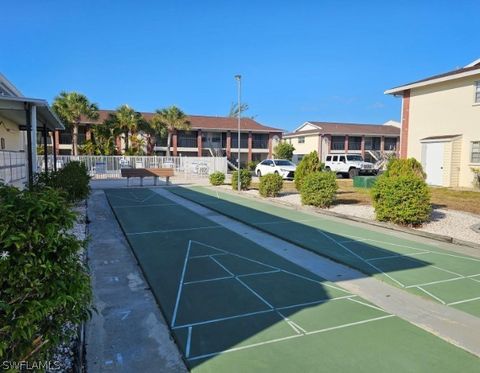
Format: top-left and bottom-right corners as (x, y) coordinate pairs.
(475, 81), (480, 103)
(472, 141), (480, 163)
(298, 136), (305, 144)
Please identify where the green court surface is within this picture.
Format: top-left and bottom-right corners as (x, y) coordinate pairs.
(169, 186), (480, 318)
(105, 188), (480, 372)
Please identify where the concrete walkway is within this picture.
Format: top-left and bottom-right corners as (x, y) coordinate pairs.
(85, 190), (187, 373)
(154, 188), (480, 358)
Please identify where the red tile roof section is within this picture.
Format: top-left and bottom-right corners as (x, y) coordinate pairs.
(283, 122), (400, 136)
(82, 110), (282, 133)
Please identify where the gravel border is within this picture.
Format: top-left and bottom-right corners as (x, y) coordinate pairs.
(47, 201), (87, 373)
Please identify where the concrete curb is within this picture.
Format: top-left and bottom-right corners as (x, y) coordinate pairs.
(208, 186), (480, 250)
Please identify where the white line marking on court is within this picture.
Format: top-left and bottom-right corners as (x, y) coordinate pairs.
(238, 269), (281, 278)
(127, 225), (222, 236)
(280, 269), (352, 294)
(210, 256), (235, 276)
(277, 311), (306, 334)
(183, 276), (234, 285)
(316, 230), (407, 288)
(367, 251), (431, 262)
(448, 296), (480, 306)
(406, 276), (465, 288)
(256, 218), (319, 226)
(416, 286), (446, 304)
(186, 327), (192, 358)
(187, 314), (395, 361)
(189, 253), (228, 259)
(171, 240), (192, 328)
(347, 297), (386, 312)
(235, 277), (275, 309)
(279, 295), (356, 311)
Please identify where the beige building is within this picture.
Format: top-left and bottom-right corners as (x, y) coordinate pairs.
(283, 121), (400, 164)
(386, 58), (480, 188)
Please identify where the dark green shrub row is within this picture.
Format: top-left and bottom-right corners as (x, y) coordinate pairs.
(371, 158), (431, 226)
(300, 171), (338, 207)
(209, 172), (225, 186)
(33, 161), (91, 202)
(294, 151), (323, 191)
(0, 184), (92, 363)
(259, 173), (283, 197)
(232, 169), (252, 190)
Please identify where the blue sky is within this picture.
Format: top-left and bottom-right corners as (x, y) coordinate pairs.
(2, 1), (478, 131)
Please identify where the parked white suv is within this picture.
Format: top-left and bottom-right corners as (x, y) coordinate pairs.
(255, 159), (296, 179)
(324, 154), (375, 178)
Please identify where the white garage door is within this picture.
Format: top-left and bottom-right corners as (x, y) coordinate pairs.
(424, 142), (444, 186)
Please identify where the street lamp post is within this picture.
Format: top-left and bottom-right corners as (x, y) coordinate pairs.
(234, 74), (242, 192)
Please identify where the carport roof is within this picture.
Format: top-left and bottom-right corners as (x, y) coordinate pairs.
(0, 95), (64, 131)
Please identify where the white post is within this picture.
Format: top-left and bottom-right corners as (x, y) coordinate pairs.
(30, 105), (38, 174)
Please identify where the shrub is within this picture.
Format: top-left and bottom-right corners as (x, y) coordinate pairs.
(232, 169), (252, 190)
(472, 167), (480, 189)
(384, 158), (426, 179)
(246, 161), (258, 171)
(273, 142), (295, 160)
(259, 173), (283, 197)
(209, 171), (225, 186)
(294, 151), (323, 191)
(33, 161), (91, 202)
(300, 171), (338, 207)
(0, 184), (92, 363)
(371, 174), (431, 226)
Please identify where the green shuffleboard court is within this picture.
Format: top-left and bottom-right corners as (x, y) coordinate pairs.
(105, 188), (479, 372)
(169, 186), (480, 319)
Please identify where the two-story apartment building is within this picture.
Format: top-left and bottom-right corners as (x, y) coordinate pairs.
(283, 121), (400, 164)
(59, 110), (282, 166)
(385, 58), (480, 188)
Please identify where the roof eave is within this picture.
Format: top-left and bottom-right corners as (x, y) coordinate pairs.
(385, 68), (480, 95)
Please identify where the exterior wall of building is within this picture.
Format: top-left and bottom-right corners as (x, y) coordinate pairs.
(288, 134), (319, 157)
(0, 115), (26, 151)
(406, 75), (480, 187)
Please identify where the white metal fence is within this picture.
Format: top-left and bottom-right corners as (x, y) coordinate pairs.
(0, 151), (27, 185)
(38, 155), (227, 179)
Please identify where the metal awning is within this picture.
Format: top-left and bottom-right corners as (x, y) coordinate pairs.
(0, 95), (64, 131)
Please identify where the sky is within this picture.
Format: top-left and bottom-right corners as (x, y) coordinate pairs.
(2, 1), (479, 131)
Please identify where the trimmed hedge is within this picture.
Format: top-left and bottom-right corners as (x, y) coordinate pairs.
(273, 142), (295, 160)
(259, 173), (283, 197)
(371, 174), (431, 226)
(371, 159), (431, 226)
(33, 161), (91, 202)
(209, 172), (225, 186)
(232, 169), (252, 190)
(0, 184), (92, 363)
(294, 151), (323, 191)
(300, 171), (338, 207)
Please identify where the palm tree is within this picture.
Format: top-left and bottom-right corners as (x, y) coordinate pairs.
(228, 102), (249, 117)
(52, 92), (99, 156)
(151, 106), (190, 156)
(106, 105), (143, 153)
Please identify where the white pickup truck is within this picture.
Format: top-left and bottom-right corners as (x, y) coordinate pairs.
(324, 154), (375, 178)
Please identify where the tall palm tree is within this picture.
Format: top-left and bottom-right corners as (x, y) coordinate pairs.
(151, 106), (190, 156)
(52, 92), (99, 156)
(106, 105), (143, 153)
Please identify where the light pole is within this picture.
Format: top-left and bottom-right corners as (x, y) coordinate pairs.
(234, 74), (242, 192)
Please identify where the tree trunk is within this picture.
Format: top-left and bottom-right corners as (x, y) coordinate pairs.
(166, 133), (172, 157)
(124, 131), (129, 152)
(72, 123), (79, 156)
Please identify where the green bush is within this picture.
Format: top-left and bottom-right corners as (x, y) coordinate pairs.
(294, 151), (323, 191)
(384, 158), (426, 179)
(371, 174), (431, 226)
(246, 161), (258, 171)
(300, 171), (338, 207)
(232, 169), (252, 190)
(0, 184), (92, 363)
(273, 142), (295, 160)
(259, 173), (283, 197)
(33, 161), (91, 202)
(209, 171), (225, 186)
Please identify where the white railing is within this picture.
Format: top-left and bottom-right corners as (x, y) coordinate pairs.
(38, 155), (227, 179)
(0, 150), (27, 185)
